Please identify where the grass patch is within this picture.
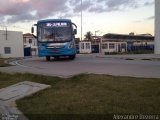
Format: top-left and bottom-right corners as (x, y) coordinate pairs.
(140, 58), (160, 61)
(0, 72), (160, 119)
(152, 58), (160, 61)
(0, 72), (62, 89)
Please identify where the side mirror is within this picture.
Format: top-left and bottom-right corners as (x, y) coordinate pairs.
(31, 27), (34, 34)
(74, 29), (77, 35)
(72, 23), (77, 35)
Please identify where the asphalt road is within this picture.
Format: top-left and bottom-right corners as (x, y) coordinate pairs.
(1, 54), (160, 78)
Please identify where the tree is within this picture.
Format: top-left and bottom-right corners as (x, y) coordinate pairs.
(85, 31), (93, 41)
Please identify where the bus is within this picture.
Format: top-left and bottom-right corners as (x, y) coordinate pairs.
(31, 19), (77, 61)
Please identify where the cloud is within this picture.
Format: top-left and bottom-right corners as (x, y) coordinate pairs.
(0, 0), (69, 23)
(70, 0), (139, 14)
(89, 5), (107, 13)
(88, 0), (138, 13)
(73, 0), (93, 12)
(133, 15), (154, 23)
(0, 0), (152, 23)
(0, 0), (31, 15)
(69, 0), (80, 7)
(146, 16), (155, 20)
(7, 13), (36, 23)
(31, 0), (68, 18)
(144, 1), (154, 6)
(105, 0), (136, 8)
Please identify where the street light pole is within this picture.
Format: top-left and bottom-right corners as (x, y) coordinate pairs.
(81, 0), (83, 41)
(95, 30), (99, 36)
(5, 27), (7, 40)
(95, 30), (99, 44)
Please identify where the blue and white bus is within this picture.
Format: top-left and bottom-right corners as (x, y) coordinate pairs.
(32, 19), (77, 61)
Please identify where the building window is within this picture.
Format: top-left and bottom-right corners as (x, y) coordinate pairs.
(86, 43), (90, 49)
(4, 47), (11, 54)
(102, 43), (108, 49)
(109, 43), (115, 49)
(29, 39), (32, 44)
(81, 43), (84, 49)
(121, 43), (126, 48)
(33, 39), (36, 46)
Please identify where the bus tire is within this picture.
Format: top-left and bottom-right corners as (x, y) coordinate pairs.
(69, 55), (76, 60)
(46, 56), (50, 61)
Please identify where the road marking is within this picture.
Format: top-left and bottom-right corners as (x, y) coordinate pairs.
(10, 60), (30, 68)
(10, 60), (44, 69)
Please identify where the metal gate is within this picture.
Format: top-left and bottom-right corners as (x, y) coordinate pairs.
(91, 44), (99, 53)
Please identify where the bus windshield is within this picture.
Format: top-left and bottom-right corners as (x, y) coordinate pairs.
(38, 22), (72, 42)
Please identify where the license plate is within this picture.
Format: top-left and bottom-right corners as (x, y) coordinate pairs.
(53, 50), (59, 53)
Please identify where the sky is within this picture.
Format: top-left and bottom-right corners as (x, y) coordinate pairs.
(0, 0), (154, 38)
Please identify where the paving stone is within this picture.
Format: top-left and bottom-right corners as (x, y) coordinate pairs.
(0, 81), (51, 102)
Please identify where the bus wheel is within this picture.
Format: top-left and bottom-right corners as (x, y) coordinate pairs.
(69, 55), (76, 60)
(46, 56), (50, 61)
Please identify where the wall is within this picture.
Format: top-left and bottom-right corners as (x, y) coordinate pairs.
(79, 42), (92, 53)
(101, 42), (127, 53)
(0, 30), (24, 58)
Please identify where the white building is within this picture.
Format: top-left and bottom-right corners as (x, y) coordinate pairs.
(23, 33), (37, 56)
(101, 41), (127, 54)
(79, 41), (92, 53)
(101, 33), (154, 54)
(155, 0), (160, 54)
(0, 30), (24, 58)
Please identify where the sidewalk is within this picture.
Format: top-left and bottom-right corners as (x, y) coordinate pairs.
(0, 81), (50, 120)
(96, 54), (160, 60)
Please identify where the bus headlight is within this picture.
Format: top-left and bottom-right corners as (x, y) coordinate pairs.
(68, 42), (74, 48)
(39, 46), (46, 50)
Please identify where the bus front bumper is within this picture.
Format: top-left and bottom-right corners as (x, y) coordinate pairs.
(38, 48), (76, 57)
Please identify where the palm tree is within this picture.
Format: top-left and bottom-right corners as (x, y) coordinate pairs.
(85, 31), (93, 41)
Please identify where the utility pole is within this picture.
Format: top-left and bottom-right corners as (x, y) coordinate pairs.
(95, 30), (99, 36)
(5, 27), (8, 40)
(155, 0), (160, 54)
(95, 30), (99, 44)
(81, 0), (83, 41)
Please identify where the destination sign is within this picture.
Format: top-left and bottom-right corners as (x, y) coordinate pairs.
(46, 22), (69, 27)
